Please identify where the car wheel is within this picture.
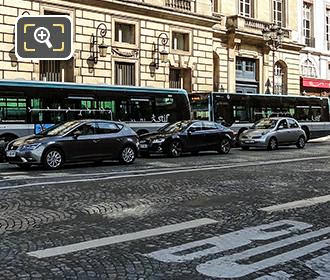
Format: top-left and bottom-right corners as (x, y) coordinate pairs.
(296, 136), (306, 149)
(140, 151), (150, 158)
(241, 146), (250, 151)
(267, 137), (278, 151)
(16, 163), (32, 170)
(43, 148), (64, 169)
(120, 146), (136, 164)
(168, 141), (182, 157)
(218, 138), (231, 154)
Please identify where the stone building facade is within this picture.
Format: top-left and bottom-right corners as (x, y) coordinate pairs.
(0, 0), (308, 96)
(297, 0), (330, 96)
(0, 0), (216, 93)
(213, 0), (302, 95)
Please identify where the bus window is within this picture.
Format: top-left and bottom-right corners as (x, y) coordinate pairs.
(129, 98), (153, 122)
(233, 106), (249, 122)
(295, 106), (310, 121)
(0, 97), (26, 123)
(99, 100), (115, 120)
(310, 106), (322, 121)
(154, 97), (176, 123)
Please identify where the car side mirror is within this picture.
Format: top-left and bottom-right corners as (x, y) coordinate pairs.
(73, 130), (82, 139)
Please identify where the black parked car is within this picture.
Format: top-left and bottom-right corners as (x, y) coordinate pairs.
(139, 120), (234, 157)
(5, 120), (139, 169)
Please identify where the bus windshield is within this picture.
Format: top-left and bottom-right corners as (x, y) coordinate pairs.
(38, 120), (81, 136)
(158, 121), (190, 133)
(252, 119), (278, 129)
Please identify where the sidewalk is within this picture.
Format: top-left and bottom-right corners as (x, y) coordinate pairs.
(309, 135), (330, 143)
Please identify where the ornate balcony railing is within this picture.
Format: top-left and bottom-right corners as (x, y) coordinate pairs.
(226, 16), (291, 39)
(165, 0), (192, 11)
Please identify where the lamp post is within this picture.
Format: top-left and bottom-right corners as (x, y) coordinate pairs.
(91, 23), (108, 64)
(153, 33), (169, 69)
(262, 24), (284, 95)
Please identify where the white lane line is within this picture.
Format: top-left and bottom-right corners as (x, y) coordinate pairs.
(259, 195), (330, 212)
(2, 155), (330, 191)
(27, 218), (218, 259)
(0, 165), (212, 183)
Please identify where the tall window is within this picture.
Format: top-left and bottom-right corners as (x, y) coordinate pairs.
(115, 23), (136, 45)
(273, 0), (285, 27)
(326, 9), (330, 50)
(301, 59), (317, 78)
(40, 10), (74, 82)
(172, 32), (190, 52)
(115, 62), (135, 86)
(239, 0), (253, 18)
(169, 68), (192, 92)
(212, 0), (219, 13)
(274, 61), (287, 95)
(303, 2), (313, 47)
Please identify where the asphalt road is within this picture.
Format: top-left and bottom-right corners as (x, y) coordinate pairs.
(0, 142), (330, 280)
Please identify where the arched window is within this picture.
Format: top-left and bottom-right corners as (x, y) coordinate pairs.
(274, 61), (287, 95)
(301, 59), (317, 77)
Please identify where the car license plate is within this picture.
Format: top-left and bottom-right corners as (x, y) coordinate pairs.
(244, 140), (255, 144)
(140, 144), (148, 149)
(6, 150), (16, 157)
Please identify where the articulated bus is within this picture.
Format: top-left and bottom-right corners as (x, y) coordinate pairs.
(190, 92), (330, 140)
(0, 80), (191, 144)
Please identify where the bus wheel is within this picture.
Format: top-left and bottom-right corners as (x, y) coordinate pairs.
(168, 141), (182, 157)
(267, 137), (278, 151)
(301, 126), (310, 141)
(43, 148), (64, 169)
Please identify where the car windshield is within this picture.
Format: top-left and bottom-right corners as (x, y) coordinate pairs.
(38, 120), (81, 136)
(252, 119), (278, 129)
(158, 121), (191, 133)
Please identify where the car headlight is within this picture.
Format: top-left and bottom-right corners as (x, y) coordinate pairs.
(21, 143), (42, 150)
(152, 138), (165, 144)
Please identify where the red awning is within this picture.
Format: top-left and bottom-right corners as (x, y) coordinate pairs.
(301, 77), (330, 89)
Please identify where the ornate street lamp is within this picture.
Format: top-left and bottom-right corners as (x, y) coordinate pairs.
(153, 33), (169, 69)
(91, 23), (108, 64)
(262, 24), (284, 95)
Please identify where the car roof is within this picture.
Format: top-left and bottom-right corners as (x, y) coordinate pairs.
(70, 119), (126, 126)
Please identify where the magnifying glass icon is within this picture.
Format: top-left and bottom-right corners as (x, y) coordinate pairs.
(34, 27), (53, 49)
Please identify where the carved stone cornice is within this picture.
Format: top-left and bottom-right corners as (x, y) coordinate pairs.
(111, 47), (139, 58)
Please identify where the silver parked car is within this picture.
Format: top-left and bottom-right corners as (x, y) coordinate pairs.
(239, 117), (307, 150)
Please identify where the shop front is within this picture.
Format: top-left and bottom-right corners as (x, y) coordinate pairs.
(301, 77), (330, 96)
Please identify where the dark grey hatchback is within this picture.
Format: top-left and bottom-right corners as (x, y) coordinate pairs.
(5, 120), (139, 169)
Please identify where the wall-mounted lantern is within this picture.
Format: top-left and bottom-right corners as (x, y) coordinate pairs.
(153, 33), (169, 69)
(91, 23), (108, 64)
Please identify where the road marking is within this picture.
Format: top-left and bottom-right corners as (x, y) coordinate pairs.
(259, 195), (330, 212)
(145, 220), (330, 279)
(27, 218), (217, 259)
(2, 155), (330, 190)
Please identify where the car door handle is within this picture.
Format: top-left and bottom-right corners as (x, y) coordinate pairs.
(93, 139), (100, 143)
